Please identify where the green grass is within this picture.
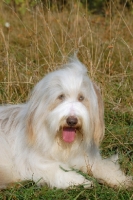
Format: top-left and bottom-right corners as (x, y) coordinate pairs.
(0, 178), (133, 200)
(0, 1), (133, 199)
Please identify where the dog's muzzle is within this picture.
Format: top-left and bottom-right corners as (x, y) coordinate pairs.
(61, 116), (80, 143)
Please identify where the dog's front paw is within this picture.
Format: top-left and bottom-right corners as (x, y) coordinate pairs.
(55, 170), (93, 189)
(122, 176), (133, 188)
(65, 171), (93, 188)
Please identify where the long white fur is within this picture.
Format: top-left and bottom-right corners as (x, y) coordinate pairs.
(0, 57), (132, 189)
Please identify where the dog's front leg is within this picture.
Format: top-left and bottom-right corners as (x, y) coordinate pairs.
(33, 162), (93, 189)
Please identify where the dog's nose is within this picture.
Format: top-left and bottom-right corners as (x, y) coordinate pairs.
(66, 116), (78, 126)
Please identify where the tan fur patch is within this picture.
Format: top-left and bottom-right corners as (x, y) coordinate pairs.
(0, 167), (18, 189)
(48, 98), (63, 111)
(27, 111), (36, 145)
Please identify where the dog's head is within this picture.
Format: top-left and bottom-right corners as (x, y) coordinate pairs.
(26, 57), (104, 148)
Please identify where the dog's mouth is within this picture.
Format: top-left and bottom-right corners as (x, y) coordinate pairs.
(62, 127), (76, 143)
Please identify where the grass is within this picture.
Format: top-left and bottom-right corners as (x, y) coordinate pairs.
(0, 181), (133, 200)
(0, 0), (133, 199)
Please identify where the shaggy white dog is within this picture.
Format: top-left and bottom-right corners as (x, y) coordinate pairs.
(0, 57), (132, 189)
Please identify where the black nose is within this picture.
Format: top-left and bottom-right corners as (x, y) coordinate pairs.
(66, 116), (78, 126)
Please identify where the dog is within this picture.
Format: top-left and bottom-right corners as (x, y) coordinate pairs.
(0, 57), (132, 189)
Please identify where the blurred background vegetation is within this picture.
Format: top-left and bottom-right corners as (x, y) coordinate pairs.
(3, 0), (133, 15)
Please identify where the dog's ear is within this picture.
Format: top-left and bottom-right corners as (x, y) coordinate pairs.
(92, 83), (105, 146)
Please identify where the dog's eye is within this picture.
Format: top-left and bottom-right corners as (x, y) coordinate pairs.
(78, 95), (84, 102)
(58, 94), (65, 101)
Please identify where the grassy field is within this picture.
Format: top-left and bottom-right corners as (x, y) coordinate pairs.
(0, 1), (133, 199)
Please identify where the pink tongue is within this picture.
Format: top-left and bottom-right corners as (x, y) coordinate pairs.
(63, 127), (76, 143)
